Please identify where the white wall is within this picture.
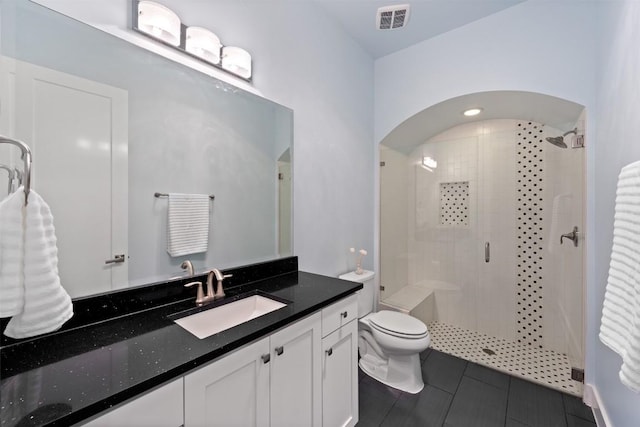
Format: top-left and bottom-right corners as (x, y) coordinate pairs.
(591, 1), (640, 425)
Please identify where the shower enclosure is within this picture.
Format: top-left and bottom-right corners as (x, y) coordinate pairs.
(380, 118), (585, 395)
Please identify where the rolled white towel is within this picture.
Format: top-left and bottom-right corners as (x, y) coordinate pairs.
(4, 189), (73, 339)
(600, 160), (640, 392)
(0, 188), (26, 317)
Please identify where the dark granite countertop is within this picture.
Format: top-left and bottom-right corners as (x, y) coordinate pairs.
(0, 258), (362, 427)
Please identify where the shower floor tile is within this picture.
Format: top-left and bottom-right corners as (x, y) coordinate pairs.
(428, 321), (583, 396)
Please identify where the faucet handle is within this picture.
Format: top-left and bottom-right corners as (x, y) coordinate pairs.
(210, 269), (232, 299)
(185, 281), (205, 305)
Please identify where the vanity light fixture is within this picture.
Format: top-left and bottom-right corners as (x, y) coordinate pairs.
(186, 27), (222, 65)
(221, 47), (252, 80)
(463, 108), (483, 117)
(132, 1), (253, 81)
(136, 1), (182, 46)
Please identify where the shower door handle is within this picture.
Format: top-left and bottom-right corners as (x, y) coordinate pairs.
(485, 242), (490, 263)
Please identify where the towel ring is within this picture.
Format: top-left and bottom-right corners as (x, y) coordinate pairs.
(0, 136), (32, 206)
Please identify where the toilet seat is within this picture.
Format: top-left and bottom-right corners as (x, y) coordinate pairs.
(368, 310), (428, 339)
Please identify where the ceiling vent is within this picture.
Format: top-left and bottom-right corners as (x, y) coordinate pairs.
(377, 4), (410, 30)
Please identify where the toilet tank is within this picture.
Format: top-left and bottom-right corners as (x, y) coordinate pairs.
(338, 270), (376, 317)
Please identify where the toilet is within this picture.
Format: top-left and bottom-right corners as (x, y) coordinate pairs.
(339, 270), (430, 394)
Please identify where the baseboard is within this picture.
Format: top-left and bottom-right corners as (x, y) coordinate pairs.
(584, 383), (612, 427)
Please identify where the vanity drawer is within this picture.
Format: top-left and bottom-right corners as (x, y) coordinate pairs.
(322, 294), (358, 337)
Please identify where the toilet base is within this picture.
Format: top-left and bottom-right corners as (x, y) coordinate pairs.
(359, 352), (424, 394)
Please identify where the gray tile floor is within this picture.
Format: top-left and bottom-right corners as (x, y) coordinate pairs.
(357, 349), (596, 427)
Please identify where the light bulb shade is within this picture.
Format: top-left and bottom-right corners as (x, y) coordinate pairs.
(137, 1), (181, 46)
(221, 46), (252, 79)
(186, 27), (221, 64)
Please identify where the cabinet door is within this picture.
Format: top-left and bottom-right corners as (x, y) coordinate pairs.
(322, 320), (358, 427)
(184, 337), (270, 427)
(82, 378), (183, 427)
(270, 312), (322, 427)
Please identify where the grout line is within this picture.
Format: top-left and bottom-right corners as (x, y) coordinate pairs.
(504, 374), (512, 427)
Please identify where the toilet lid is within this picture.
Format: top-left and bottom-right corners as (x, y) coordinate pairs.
(369, 310), (428, 338)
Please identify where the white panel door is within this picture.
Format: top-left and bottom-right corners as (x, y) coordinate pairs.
(184, 337), (270, 427)
(4, 56), (128, 297)
(321, 320), (358, 427)
(270, 312), (322, 427)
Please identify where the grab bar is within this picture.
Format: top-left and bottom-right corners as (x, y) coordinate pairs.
(0, 136), (32, 205)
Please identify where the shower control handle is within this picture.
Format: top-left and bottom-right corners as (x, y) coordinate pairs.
(560, 226), (579, 247)
(485, 242), (490, 263)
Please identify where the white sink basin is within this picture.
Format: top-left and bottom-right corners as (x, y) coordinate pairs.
(173, 295), (287, 339)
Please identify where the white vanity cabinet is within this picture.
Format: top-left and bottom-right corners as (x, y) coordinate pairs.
(78, 294), (358, 427)
(321, 294), (359, 427)
(81, 378), (183, 427)
(184, 312), (322, 427)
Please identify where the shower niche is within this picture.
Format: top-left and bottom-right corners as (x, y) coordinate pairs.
(439, 181), (469, 227)
(380, 117), (586, 395)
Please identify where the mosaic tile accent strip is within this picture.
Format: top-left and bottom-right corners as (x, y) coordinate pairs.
(515, 122), (545, 347)
(428, 321), (582, 396)
(440, 181), (469, 226)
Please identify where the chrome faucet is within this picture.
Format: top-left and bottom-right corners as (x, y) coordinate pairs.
(208, 269), (233, 299)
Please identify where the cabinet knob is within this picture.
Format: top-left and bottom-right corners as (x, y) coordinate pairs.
(261, 354), (270, 364)
(326, 348), (333, 356)
(275, 346), (284, 356)
(341, 311), (348, 318)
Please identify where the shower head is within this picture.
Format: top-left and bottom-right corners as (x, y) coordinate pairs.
(546, 136), (568, 148)
(545, 128), (578, 149)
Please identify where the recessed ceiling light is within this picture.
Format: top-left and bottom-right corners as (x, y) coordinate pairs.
(463, 108), (483, 117)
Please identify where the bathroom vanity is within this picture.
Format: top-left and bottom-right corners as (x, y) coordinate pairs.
(0, 257), (362, 427)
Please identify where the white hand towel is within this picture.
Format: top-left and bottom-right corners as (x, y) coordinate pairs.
(167, 193), (210, 257)
(3, 188), (73, 339)
(599, 160), (640, 392)
(0, 189), (26, 317)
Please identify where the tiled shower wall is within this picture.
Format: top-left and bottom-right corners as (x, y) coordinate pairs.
(382, 118), (585, 366)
